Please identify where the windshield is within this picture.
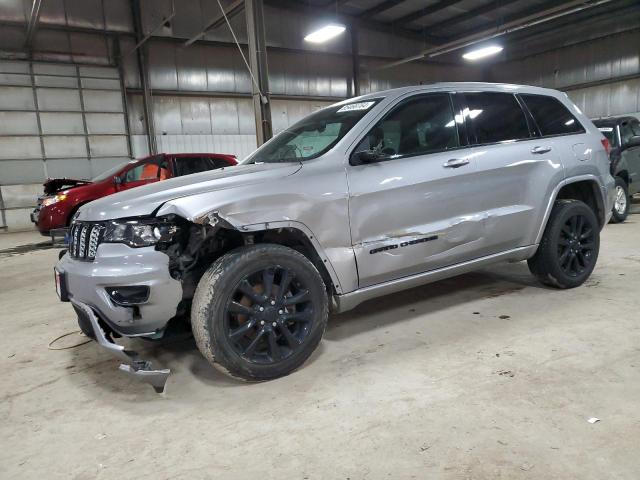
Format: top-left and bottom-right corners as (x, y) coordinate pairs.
(246, 99), (381, 163)
(91, 160), (135, 182)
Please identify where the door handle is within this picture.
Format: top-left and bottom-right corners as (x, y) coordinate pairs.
(531, 146), (552, 154)
(443, 158), (469, 168)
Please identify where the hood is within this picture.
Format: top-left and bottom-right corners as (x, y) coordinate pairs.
(43, 178), (91, 195)
(76, 162), (301, 221)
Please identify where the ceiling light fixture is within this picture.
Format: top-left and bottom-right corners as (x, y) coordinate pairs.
(462, 45), (503, 61)
(304, 24), (346, 44)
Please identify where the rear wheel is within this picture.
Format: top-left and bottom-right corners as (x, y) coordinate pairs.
(528, 199), (599, 288)
(191, 244), (328, 381)
(610, 176), (630, 223)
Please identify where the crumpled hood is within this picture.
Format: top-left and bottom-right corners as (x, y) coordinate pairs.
(76, 162), (301, 221)
(43, 178), (91, 195)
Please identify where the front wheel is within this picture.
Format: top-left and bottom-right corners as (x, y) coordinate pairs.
(610, 176), (630, 223)
(191, 244), (328, 381)
(528, 199), (599, 289)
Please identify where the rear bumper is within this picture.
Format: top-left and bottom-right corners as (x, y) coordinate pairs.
(71, 299), (170, 392)
(56, 243), (183, 335)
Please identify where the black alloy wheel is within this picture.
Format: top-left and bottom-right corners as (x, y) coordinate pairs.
(557, 213), (596, 277)
(224, 266), (314, 365)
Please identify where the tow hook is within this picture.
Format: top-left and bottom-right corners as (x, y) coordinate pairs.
(70, 300), (170, 393)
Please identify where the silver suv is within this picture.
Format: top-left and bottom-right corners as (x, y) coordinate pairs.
(55, 83), (615, 391)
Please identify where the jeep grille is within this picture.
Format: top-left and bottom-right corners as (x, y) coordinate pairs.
(69, 222), (105, 261)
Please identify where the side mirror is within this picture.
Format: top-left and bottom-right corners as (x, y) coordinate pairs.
(113, 176), (123, 185)
(624, 135), (640, 149)
(351, 150), (382, 165)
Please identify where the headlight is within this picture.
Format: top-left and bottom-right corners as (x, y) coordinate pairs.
(103, 217), (179, 248)
(41, 193), (67, 207)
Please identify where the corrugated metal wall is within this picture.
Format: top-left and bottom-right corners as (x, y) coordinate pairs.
(0, 60), (130, 231)
(490, 30), (640, 118)
(1, 0), (637, 231)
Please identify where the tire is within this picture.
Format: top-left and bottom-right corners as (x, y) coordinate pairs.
(610, 176), (630, 223)
(528, 199), (600, 289)
(191, 244), (328, 381)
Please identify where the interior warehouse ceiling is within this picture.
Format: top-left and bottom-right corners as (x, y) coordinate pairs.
(0, 0), (639, 232)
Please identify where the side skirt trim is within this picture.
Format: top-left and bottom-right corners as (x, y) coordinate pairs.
(332, 245), (537, 313)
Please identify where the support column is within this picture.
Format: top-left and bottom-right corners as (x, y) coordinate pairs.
(245, 0), (273, 146)
(350, 24), (361, 97)
(131, 0), (157, 155)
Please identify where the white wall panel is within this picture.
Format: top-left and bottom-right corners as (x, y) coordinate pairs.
(82, 90), (124, 112)
(46, 158), (92, 179)
(43, 136), (87, 158)
(180, 99), (212, 134)
(0, 160), (45, 184)
(40, 112), (85, 134)
(0, 87), (35, 110)
(37, 88), (82, 111)
(0, 73), (31, 86)
(34, 75), (78, 88)
(88, 136), (129, 157)
(0, 137), (42, 159)
(85, 113), (126, 134)
(0, 112), (39, 135)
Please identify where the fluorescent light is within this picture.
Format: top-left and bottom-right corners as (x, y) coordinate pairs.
(462, 45), (503, 61)
(304, 24), (346, 43)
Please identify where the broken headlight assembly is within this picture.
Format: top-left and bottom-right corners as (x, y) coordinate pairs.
(103, 217), (180, 248)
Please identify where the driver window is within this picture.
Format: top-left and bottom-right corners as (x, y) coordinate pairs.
(124, 164), (148, 183)
(354, 93), (458, 160)
(124, 158), (169, 183)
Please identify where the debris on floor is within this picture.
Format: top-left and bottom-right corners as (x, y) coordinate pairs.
(587, 417), (600, 424)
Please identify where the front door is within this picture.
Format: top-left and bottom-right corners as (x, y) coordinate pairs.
(347, 92), (486, 288)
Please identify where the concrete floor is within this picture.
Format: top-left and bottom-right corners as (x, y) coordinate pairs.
(1, 210), (639, 480)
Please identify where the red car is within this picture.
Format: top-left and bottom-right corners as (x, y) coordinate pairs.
(32, 152), (237, 235)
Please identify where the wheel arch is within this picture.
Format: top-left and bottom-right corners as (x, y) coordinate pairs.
(535, 176), (606, 244)
(232, 222), (344, 297)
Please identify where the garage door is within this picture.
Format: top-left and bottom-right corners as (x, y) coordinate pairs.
(0, 60), (131, 230)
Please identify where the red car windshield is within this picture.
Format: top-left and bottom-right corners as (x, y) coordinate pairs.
(91, 161), (135, 182)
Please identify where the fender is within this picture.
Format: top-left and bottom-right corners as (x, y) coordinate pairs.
(218, 218), (346, 296)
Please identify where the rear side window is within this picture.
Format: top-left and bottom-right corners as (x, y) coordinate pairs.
(174, 156), (218, 176)
(463, 92), (530, 144)
(520, 94), (584, 136)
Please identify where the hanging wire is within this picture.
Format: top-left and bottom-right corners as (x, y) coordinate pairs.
(215, 0), (267, 104)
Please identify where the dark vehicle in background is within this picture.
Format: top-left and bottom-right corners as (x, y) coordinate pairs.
(32, 153), (237, 235)
(593, 116), (640, 223)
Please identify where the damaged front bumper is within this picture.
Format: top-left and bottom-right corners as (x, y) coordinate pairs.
(72, 299), (170, 393)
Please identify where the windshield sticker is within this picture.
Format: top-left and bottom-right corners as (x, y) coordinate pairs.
(598, 127), (613, 132)
(337, 101), (376, 113)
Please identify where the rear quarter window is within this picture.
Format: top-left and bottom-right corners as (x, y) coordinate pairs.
(520, 94), (585, 136)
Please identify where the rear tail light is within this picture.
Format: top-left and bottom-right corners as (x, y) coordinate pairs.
(601, 138), (611, 156)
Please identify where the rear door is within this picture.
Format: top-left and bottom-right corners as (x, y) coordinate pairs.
(347, 91), (489, 288)
(620, 119), (640, 193)
(172, 156), (226, 177)
(458, 91), (562, 253)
